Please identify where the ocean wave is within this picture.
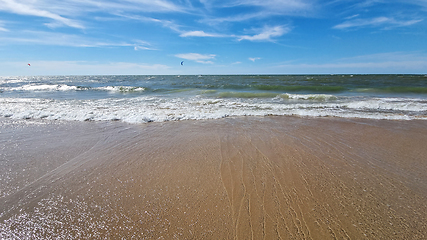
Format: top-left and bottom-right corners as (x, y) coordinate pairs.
(2, 75), (426, 122)
(1, 96), (426, 123)
(10, 84), (79, 92)
(354, 87), (427, 94)
(93, 86), (146, 93)
(212, 92), (339, 101)
(3, 84), (146, 93)
(346, 98), (427, 112)
(0, 77), (28, 84)
(217, 92), (279, 98)
(253, 85), (347, 92)
(279, 94), (338, 101)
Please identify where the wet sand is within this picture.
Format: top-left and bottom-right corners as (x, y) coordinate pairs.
(1, 116), (427, 239)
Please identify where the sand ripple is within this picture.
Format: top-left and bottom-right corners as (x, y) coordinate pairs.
(1, 117), (427, 239)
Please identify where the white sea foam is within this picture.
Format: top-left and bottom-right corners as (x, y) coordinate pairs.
(0, 77), (26, 84)
(3, 84), (146, 93)
(346, 98), (427, 112)
(2, 75), (426, 122)
(1, 95), (426, 123)
(279, 93), (338, 101)
(10, 84), (79, 92)
(94, 86), (146, 92)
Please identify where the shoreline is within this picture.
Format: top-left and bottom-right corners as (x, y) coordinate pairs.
(1, 116), (427, 239)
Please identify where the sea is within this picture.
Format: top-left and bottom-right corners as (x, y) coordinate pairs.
(1, 74), (426, 123)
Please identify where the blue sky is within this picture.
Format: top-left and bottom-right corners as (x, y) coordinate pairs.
(0, 0), (426, 75)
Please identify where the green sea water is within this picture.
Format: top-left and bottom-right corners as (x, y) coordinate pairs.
(1, 74), (426, 122)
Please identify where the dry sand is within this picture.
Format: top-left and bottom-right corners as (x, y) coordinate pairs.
(1, 116), (427, 239)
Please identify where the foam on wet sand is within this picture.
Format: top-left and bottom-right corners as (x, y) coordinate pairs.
(1, 116), (426, 239)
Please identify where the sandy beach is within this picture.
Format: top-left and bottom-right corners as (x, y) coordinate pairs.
(1, 116), (427, 239)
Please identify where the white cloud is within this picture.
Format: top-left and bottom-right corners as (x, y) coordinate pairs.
(133, 40), (157, 51)
(345, 14), (360, 20)
(249, 57), (261, 62)
(224, 0), (313, 15)
(0, 0), (298, 44)
(0, 0), (188, 30)
(348, 0), (427, 13)
(180, 25), (291, 42)
(200, 0), (314, 26)
(0, 0), (84, 29)
(238, 25), (291, 41)
(334, 16), (423, 30)
(134, 46), (155, 51)
(200, 12), (265, 25)
(113, 13), (182, 33)
(396, 0), (427, 10)
(236, 0), (310, 9)
(180, 30), (225, 37)
(123, 0), (185, 12)
(0, 21), (8, 31)
(175, 53), (216, 64)
(0, 30), (156, 50)
(354, 0), (383, 8)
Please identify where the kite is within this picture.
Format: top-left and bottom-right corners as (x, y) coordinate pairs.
(28, 63), (31, 66)
(181, 61), (184, 65)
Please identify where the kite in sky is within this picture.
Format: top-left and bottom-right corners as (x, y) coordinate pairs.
(27, 63), (31, 66)
(181, 61), (184, 66)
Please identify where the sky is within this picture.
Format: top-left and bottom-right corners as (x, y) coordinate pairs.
(0, 0), (426, 75)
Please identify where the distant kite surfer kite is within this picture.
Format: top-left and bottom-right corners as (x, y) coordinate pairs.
(181, 61), (184, 66)
(28, 63), (31, 66)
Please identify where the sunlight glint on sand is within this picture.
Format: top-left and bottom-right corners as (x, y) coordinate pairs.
(1, 116), (427, 239)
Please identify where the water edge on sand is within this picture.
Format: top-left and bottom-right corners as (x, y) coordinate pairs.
(1, 116), (427, 239)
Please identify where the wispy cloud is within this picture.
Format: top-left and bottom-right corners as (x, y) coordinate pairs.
(353, 0), (384, 8)
(132, 40), (157, 51)
(0, 20), (8, 32)
(224, 0), (313, 15)
(345, 14), (360, 20)
(180, 25), (290, 42)
(180, 30), (227, 38)
(112, 13), (182, 33)
(0, 0), (298, 44)
(0, 0), (84, 29)
(0, 30), (156, 50)
(249, 57), (261, 62)
(238, 25), (291, 41)
(200, 12), (266, 25)
(199, 0), (314, 26)
(397, 0), (427, 10)
(333, 16), (423, 30)
(123, 0), (186, 12)
(175, 53), (216, 64)
(350, 0), (427, 12)
(0, 0), (188, 30)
